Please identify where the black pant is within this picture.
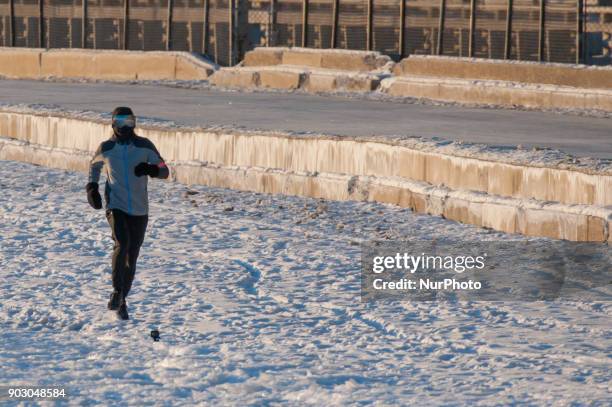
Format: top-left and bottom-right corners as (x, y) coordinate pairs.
(106, 209), (148, 297)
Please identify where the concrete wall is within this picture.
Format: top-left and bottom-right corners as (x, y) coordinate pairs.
(0, 110), (608, 207)
(385, 56), (612, 112)
(209, 66), (379, 92)
(0, 48), (216, 81)
(0, 48), (42, 79)
(394, 56), (612, 90)
(211, 47), (388, 92)
(381, 76), (612, 112)
(4, 47), (608, 113)
(220, 49), (612, 112)
(0, 110), (610, 243)
(242, 47), (392, 72)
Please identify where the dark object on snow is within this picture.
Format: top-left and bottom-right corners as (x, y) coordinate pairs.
(107, 290), (121, 311)
(150, 330), (160, 342)
(134, 162), (160, 178)
(86, 182), (102, 210)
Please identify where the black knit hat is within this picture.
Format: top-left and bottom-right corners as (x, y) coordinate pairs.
(112, 106), (134, 117)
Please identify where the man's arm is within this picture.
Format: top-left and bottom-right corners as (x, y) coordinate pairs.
(145, 141), (170, 179)
(86, 143), (105, 210)
(89, 143), (105, 184)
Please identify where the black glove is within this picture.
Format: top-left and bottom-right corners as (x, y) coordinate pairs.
(134, 162), (159, 178)
(86, 182), (102, 210)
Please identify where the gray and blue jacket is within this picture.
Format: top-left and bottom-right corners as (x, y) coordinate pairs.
(89, 134), (169, 216)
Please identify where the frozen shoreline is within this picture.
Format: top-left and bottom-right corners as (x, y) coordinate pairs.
(1, 102), (610, 175)
(0, 160), (609, 405)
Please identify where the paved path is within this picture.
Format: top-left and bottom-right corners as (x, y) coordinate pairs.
(1, 79), (610, 158)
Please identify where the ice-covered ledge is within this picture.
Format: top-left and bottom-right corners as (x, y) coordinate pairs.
(0, 106), (610, 242)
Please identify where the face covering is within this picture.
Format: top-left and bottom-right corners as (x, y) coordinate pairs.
(112, 114), (136, 139)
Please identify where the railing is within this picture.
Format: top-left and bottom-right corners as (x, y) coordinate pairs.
(0, 0), (609, 66)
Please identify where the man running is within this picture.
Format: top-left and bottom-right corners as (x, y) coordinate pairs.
(86, 107), (169, 320)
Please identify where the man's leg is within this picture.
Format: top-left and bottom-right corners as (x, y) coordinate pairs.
(106, 209), (130, 299)
(123, 214), (148, 297)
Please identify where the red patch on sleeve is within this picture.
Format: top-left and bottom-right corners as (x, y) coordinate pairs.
(157, 162), (167, 168)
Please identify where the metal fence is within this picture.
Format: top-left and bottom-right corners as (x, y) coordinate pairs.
(0, 0), (610, 66)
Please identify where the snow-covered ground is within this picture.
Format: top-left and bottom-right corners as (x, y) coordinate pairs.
(0, 159), (610, 405)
